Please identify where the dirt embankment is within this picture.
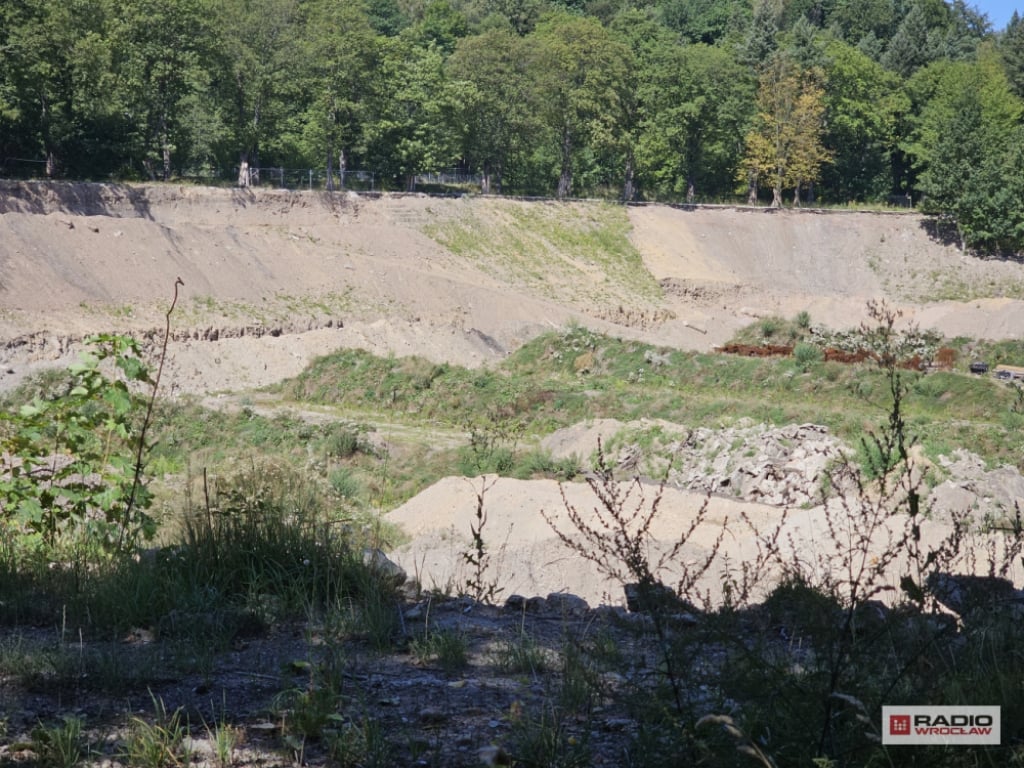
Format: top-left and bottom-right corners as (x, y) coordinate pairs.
(4, 181), (1024, 605)
(2, 181), (1024, 394)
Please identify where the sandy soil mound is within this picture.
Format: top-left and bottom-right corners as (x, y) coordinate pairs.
(385, 473), (767, 605)
(4, 181), (1024, 605)
(385, 472), (980, 608)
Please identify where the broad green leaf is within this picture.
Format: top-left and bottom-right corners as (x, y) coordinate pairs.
(117, 355), (150, 382)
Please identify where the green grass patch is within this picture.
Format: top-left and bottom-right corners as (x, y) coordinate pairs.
(423, 200), (662, 303)
(0, 460), (400, 652)
(276, 327), (1023, 470)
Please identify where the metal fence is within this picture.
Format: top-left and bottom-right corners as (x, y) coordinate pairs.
(232, 167), (376, 191)
(235, 167), (482, 191)
(2, 158), (50, 176)
(2, 157), (483, 193)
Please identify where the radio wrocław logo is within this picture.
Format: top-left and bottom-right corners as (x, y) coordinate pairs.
(882, 706), (1000, 745)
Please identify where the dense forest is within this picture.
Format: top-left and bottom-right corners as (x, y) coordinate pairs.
(2, 0), (1024, 251)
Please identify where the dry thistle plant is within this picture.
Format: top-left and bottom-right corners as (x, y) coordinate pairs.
(461, 476), (504, 605)
(542, 439), (724, 715)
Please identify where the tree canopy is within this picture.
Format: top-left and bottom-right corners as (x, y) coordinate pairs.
(1, 0), (1022, 252)
(906, 48), (1024, 250)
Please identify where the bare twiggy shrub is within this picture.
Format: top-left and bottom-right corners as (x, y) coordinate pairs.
(534, 300), (1024, 766)
(543, 440), (724, 716)
(543, 441), (723, 608)
(718, 508), (789, 610)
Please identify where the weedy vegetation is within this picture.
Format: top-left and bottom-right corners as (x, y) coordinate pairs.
(1, 290), (1023, 766)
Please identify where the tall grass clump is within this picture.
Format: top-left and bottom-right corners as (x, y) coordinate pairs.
(0, 461), (400, 662)
(177, 462), (392, 621)
(793, 340), (822, 369)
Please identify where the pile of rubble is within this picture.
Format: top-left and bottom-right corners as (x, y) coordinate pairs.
(544, 419), (849, 508)
(543, 419), (1024, 517)
(665, 422), (848, 506)
(929, 449), (1024, 525)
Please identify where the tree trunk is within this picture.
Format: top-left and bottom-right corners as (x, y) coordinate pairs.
(162, 143), (172, 182)
(41, 95), (56, 178)
(406, 173), (416, 192)
(623, 153), (636, 202)
(481, 160), (491, 195)
(494, 163), (503, 195)
(747, 170), (759, 205)
(557, 126), (572, 200)
(339, 149), (347, 190)
(160, 112), (171, 181)
(237, 150), (251, 187)
(793, 181), (801, 207)
(686, 171), (696, 204)
(326, 146), (335, 192)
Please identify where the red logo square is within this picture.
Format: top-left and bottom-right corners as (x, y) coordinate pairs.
(890, 715), (911, 736)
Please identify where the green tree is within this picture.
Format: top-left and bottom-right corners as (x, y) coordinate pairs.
(364, 0), (411, 35)
(743, 0), (784, 65)
(636, 41), (754, 201)
(410, 0), (469, 52)
(447, 28), (540, 193)
(827, 0), (897, 50)
(209, 0), (302, 186)
(740, 54), (831, 206)
(779, 0), (832, 30)
(948, 0), (993, 39)
(1000, 11), (1024, 97)
(906, 50), (1024, 251)
(112, 0), (211, 180)
(456, 0), (545, 35)
(363, 38), (464, 190)
(300, 0), (379, 189)
(0, 0), (121, 177)
(609, 9), (676, 201)
(657, 0), (748, 45)
(954, 126), (1024, 251)
(881, 1), (935, 76)
(817, 36), (905, 201)
(881, 0), (987, 77)
(528, 13), (633, 199)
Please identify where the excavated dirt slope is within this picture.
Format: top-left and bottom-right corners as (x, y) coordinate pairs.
(3, 181), (1024, 606)
(3, 181), (1024, 395)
